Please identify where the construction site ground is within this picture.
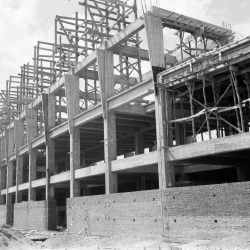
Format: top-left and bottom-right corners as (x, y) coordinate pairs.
(0, 225), (250, 250)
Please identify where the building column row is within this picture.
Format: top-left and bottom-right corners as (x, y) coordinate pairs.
(1, 14), (175, 202)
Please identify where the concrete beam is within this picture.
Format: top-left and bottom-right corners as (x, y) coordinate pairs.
(169, 132), (250, 162)
(112, 151), (158, 172)
(108, 78), (153, 111)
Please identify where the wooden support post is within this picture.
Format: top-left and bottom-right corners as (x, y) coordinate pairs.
(42, 93), (56, 200)
(244, 73), (250, 131)
(134, 132), (144, 155)
(186, 81), (196, 142)
(230, 66), (245, 132)
(180, 98), (187, 144)
(97, 48), (118, 194)
(211, 78), (221, 138)
(202, 79), (211, 139)
(144, 14), (175, 189)
(15, 119), (24, 203)
(26, 108), (38, 201)
(65, 75), (81, 198)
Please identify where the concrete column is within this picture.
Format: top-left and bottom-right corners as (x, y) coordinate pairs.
(175, 123), (186, 145)
(81, 151), (89, 167)
(5, 128), (14, 224)
(145, 14), (175, 189)
(42, 93), (56, 200)
(236, 166), (250, 182)
(0, 134), (7, 205)
(0, 166), (5, 205)
(5, 129), (11, 206)
(8, 127), (15, 155)
(65, 75), (81, 198)
(0, 136), (4, 205)
(97, 48), (118, 194)
(26, 108), (38, 201)
(15, 119), (24, 203)
(6, 161), (13, 204)
(0, 135), (6, 204)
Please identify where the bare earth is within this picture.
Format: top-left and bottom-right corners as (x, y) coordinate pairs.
(1, 226), (250, 250)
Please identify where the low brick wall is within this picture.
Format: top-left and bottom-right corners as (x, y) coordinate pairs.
(0, 205), (7, 225)
(67, 189), (163, 236)
(162, 182), (250, 242)
(0, 205), (13, 225)
(67, 181), (250, 243)
(14, 200), (56, 230)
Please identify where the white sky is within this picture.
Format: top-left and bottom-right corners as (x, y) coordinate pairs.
(0, 0), (249, 91)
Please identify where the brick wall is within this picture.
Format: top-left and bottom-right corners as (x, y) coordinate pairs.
(0, 205), (13, 225)
(162, 182), (250, 242)
(67, 181), (250, 243)
(67, 189), (163, 237)
(14, 200), (56, 230)
(0, 205), (7, 225)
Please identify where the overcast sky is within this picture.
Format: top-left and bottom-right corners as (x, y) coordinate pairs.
(0, 0), (249, 91)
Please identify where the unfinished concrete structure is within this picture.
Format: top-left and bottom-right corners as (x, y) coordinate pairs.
(0, 0), (249, 241)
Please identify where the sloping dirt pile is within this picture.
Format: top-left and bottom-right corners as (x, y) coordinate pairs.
(179, 232), (250, 250)
(42, 233), (171, 250)
(0, 224), (38, 250)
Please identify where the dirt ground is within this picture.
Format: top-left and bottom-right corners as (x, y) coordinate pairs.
(0, 225), (37, 250)
(1, 225), (250, 250)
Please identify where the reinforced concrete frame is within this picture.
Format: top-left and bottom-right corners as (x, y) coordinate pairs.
(0, 1), (249, 228)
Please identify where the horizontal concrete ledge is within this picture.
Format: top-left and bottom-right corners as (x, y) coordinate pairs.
(32, 134), (45, 149)
(1, 130), (247, 195)
(19, 183), (29, 191)
(32, 178), (46, 188)
(74, 104), (102, 127)
(112, 151), (158, 172)
(49, 121), (68, 139)
(169, 131), (250, 161)
(8, 186), (17, 193)
(75, 163), (105, 179)
(9, 152), (16, 162)
(108, 77), (154, 111)
(1, 159), (6, 167)
(19, 145), (28, 156)
(50, 171), (70, 184)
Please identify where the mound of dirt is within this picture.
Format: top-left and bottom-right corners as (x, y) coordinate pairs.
(42, 233), (171, 250)
(0, 224), (38, 250)
(179, 232), (250, 250)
